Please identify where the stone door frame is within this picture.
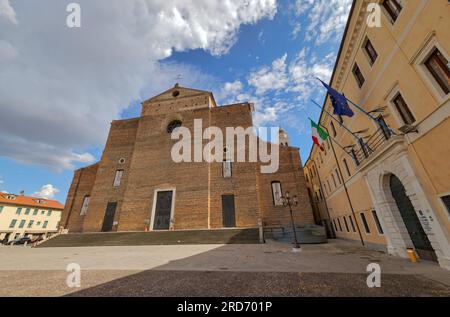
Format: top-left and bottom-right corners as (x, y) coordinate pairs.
(150, 188), (177, 231)
(363, 144), (450, 270)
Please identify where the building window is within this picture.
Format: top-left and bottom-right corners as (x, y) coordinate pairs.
(442, 195), (450, 215)
(343, 159), (351, 177)
(167, 120), (182, 134)
(223, 160), (232, 178)
(364, 38), (378, 66)
(25, 208), (31, 215)
(382, 0), (403, 24)
(47, 210), (52, 216)
(19, 220), (26, 229)
(343, 217), (350, 232)
(28, 220), (34, 228)
(43, 221), (48, 229)
(424, 48), (450, 94)
(377, 115), (392, 140)
(113, 170), (124, 187)
(327, 180), (331, 193)
(330, 121), (337, 137)
(337, 218), (343, 232)
(16, 207), (22, 215)
(271, 181), (283, 206)
(0, 206), (3, 213)
(360, 213), (371, 234)
(331, 174), (337, 188)
(9, 219), (17, 228)
(319, 152), (323, 164)
(335, 169), (342, 185)
(332, 219), (338, 232)
(393, 93), (415, 125)
(33, 209), (38, 215)
(352, 63), (365, 88)
(80, 196), (90, 216)
(349, 215), (356, 232)
(372, 210), (384, 234)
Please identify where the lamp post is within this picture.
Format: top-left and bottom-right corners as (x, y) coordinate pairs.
(280, 191), (301, 250)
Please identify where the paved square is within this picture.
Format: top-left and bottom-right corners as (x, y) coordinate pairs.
(1, 240), (449, 296)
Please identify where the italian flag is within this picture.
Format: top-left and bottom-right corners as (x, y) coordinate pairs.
(311, 119), (329, 151)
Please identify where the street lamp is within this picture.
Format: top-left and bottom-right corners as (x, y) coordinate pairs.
(280, 191), (301, 250)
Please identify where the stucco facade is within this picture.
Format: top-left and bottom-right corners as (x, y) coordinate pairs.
(62, 85), (314, 235)
(0, 193), (63, 242)
(305, 0), (450, 269)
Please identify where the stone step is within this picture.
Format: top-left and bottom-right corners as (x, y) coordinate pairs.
(37, 228), (261, 248)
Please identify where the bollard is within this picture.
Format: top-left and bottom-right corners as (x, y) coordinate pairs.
(407, 248), (418, 263)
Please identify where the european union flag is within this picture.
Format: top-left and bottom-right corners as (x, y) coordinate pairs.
(319, 79), (354, 117)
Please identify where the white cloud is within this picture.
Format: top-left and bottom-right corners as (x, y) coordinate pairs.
(224, 80), (244, 96)
(288, 48), (334, 100)
(220, 47), (335, 128)
(33, 184), (60, 199)
(248, 53), (288, 95)
(293, 0), (351, 45)
(292, 22), (302, 39)
(0, 0), (17, 25)
(0, 0), (277, 170)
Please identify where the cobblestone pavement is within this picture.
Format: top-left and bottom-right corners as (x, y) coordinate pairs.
(1, 240), (449, 297)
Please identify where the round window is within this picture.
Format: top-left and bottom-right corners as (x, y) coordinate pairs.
(118, 158), (126, 164)
(167, 120), (182, 134)
(172, 90), (180, 97)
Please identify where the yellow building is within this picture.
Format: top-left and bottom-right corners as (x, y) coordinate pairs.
(0, 193), (63, 243)
(305, 0), (450, 269)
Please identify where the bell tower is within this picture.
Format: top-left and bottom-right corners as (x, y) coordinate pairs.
(279, 128), (289, 147)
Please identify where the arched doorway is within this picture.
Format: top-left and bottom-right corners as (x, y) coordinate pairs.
(389, 174), (437, 262)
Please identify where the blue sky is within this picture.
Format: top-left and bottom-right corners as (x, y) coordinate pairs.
(0, 0), (352, 202)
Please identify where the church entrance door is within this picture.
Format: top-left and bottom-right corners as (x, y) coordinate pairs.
(222, 195), (236, 228)
(101, 202), (117, 232)
(153, 190), (174, 231)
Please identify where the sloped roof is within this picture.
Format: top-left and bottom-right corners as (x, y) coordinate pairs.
(142, 84), (217, 107)
(0, 193), (64, 210)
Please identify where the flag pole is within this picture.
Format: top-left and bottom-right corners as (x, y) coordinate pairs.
(312, 160), (336, 239)
(321, 125), (366, 247)
(344, 98), (397, 136)
(310, 100), (360, 142)
(316, 78), (397, 136)
(308, 116), (355, 161)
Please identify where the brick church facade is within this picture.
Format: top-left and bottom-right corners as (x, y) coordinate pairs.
(61, 85), (314, 233)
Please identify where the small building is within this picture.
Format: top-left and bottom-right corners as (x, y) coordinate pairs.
(0, 193), (63, 242)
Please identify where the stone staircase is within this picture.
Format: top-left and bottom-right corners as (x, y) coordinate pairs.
(37, 228), (261, 248)
(263, 224), (327, 244)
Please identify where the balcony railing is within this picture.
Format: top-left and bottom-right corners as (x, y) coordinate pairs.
(350, 125), (393, 166)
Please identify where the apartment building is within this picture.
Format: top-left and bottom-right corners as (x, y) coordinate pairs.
(0, 193), (63, 242)
(305, 0), (450, 269)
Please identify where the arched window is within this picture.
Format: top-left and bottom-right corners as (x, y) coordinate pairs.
(271, 181), (283, 206)
(167, 120), (182, 134)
